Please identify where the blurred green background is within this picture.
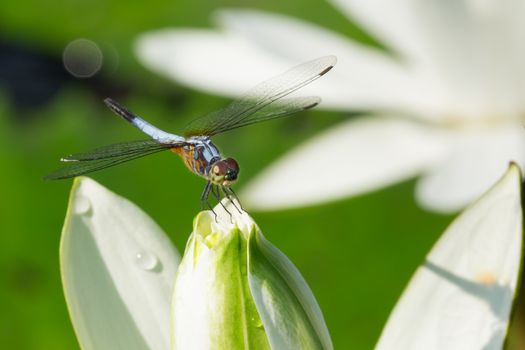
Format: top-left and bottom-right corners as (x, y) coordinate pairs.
(0, 0), (523, 349)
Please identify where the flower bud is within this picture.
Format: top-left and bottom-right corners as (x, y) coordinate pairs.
(172, 205), (333, 350)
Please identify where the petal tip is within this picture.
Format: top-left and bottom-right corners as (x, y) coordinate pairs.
(507, 161), (522, 178)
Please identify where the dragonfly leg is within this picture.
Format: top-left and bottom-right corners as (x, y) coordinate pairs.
(223, 186), (243, 214)
(200, 182), (211, 211)
(211, 185), (233, 223)
(227, 187), (244, 212)
(211, 185), (232, 219)
(208, 201), (217, 222)
(211, 184), (221, 201)
(201, 182), (217, 219)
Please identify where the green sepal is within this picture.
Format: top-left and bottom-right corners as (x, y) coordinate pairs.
(247, 227), (333, 350)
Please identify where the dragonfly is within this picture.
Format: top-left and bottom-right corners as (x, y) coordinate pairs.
(45, 56), (336, 214)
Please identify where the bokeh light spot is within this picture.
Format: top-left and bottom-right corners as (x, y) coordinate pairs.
(63, 38), (103, 78)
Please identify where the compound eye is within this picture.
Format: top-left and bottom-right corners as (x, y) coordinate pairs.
(212, 161), (228, 175)
(225, 169), (238, 181)
(223, 158), (240, 174)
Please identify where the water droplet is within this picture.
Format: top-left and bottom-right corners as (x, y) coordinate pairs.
(250, 317), (263, 328)
(74, 196), (91, 214)
(135, 251), (159, 271)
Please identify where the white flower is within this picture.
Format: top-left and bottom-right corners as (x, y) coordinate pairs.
(134, 1), (525, 213)
(60, 166), (523, 349)
(60, 177), (332, 350)
(172, 204), (333, 350)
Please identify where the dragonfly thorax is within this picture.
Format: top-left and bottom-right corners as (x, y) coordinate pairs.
(172, 137), (239, 186)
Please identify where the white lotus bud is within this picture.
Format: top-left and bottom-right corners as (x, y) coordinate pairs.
(172, 205), (333, 350)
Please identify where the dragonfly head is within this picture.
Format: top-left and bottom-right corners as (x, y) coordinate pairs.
(210, 158), (240, 187)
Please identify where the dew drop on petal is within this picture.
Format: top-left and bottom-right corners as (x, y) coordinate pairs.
(135, 251), (159, 271)
(74, 196), (91, 214)
(250, 317), (263, 329)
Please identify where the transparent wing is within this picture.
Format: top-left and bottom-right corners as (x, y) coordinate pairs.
(59, 140), (179, 161)
(205, 96), (321, 133)
(183, 55), (336, 136)
(44, 139), (184, 180)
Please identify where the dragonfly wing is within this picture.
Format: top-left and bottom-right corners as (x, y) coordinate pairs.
(208, 96), (321, 132)
(60, 140), (176, 161)
(183, 56), (336, 136)
(44, 139), (185, 180)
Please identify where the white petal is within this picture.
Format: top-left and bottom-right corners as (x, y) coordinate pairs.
(61, 177), (180, 350)
(377, 163), (523, 350)
(330, 0), (429, 64)
(416, 125), (525, 213)
(135, 10), (435, 115)
(247, 225), (333, 349)
(241, 117), (448, 211)
(411, 0), (525, 119)
(135, 28), (289, 98)
(215, 9), (432, 114)
(172, 211), (271, 350)
(333, 0), (525, 119)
